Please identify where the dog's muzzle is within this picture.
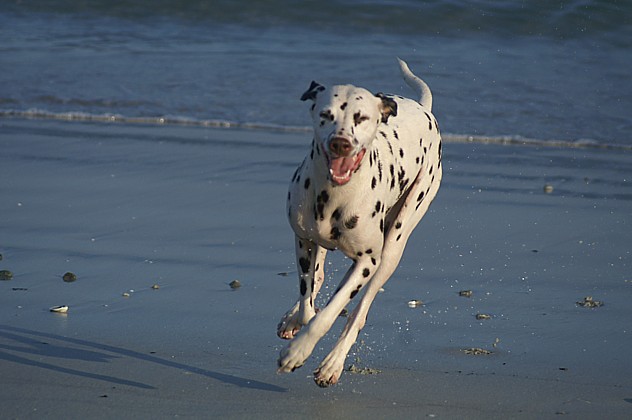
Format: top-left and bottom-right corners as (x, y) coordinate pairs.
(323, 137), (366, 186)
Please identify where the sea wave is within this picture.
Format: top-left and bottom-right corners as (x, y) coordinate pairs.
(3, 108), (629, 151)
(4, 0), (631, 41)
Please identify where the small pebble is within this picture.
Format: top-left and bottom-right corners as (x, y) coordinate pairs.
(50, 305), (69, 313)
(63, 272), (77, 282)
(543, 184), (554, 193)
(476, 313), (492, 320)
(122, 292), (131, 298)
(458, 290), (473, 298)
(151, 284), (160, 290)
(229, 280), (241, 289)
(0, 270), (13, 281)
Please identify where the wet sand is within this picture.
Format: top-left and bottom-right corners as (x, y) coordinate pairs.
(1, 119), (631, 418)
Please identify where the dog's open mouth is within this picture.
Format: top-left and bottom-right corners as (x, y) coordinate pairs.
(327, 148), (366, 186)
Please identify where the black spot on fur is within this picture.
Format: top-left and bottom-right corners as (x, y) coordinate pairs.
(316, 190), (329, 221)
(366, 248), (373, 254)
(380, 131), (387, 138)
(350, 285), (362, 299)
(357, 251), (363, 257)
(340, 102), (348, 110)
(300, 279), (307, 295)
(378, 161), (383, 181)
(417, 191), (425, 202)
(371, 177), (377, 190)
(332, 207), (342, 221)
(330, 227), (341, 240)
(345, 215), (359, 229)
(375, 201), (381, 214)
(395, 222), (402, 229)
(393, 130), (399, 140)
(429, 165), (434, 175)
(396, 234), (402, 241)
(371, 257), (377, 265)
(380, 219), (384, 233)
(362, 268), (370, 278)
(399, 148), (404, 158)
(299, 257), (310, 274)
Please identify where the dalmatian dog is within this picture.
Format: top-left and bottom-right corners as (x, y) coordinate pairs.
(277, 58), (442, 387)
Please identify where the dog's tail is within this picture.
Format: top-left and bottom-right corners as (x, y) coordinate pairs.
(397, 58), (433, 111)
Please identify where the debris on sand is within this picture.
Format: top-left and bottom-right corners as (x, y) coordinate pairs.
(346, 364), (382, 375)
(229, 280), (241, 289)
(461, 347), (493, 355)
(576, 296), (603, 308)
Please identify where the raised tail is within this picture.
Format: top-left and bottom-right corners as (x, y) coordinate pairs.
(397, 58), (433, 111)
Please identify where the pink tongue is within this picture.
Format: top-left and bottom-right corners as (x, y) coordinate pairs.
(329, 156), (357, 178)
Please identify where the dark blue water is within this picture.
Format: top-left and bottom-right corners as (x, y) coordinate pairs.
(1, 0), (631, 148)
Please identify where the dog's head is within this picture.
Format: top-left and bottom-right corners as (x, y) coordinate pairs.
(301, 81), (397, 186)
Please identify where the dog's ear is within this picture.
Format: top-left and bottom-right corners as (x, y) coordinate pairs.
(301, 81), (325, 101)
(376, 92), (398, 123)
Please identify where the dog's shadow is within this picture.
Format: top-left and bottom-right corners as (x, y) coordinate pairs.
(0, 324), (286, 393)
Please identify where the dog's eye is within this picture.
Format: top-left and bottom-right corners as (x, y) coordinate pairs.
(319, 110), (334, 122)
(354, 114), (370, 126)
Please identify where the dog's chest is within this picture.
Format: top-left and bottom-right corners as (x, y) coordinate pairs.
(288, 141), (419, 253)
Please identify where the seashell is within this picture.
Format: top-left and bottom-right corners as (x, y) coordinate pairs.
(50, 305), (69, 313)
(407, 299), (423, 308)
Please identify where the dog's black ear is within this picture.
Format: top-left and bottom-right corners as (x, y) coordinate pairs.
(301, 81), (325, 101)
(376, 92), (398, 123)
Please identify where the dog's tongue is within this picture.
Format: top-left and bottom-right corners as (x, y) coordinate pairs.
(328, 149), (366, 185)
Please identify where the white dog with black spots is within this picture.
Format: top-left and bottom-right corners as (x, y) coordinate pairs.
(278, 58), (443, 387)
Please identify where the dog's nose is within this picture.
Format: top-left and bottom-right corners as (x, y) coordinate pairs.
(329, 137), (353, 157)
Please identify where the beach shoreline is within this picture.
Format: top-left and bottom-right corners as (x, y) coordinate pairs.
(1, 118), (631, 418)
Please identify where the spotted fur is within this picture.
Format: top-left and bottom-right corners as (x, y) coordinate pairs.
(277, 59), (443, 387)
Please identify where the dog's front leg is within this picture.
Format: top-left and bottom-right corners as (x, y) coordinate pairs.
(277, 238), (326, 340)
(277, 256), (374, 374)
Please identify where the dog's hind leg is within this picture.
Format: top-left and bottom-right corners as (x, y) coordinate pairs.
(277, 238), (327, 340)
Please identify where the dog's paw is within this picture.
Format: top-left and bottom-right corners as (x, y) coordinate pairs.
(313, 355), (345, 387)
(277, 304), (317, 340)
(277, 334), (316, 374)
(277, 308), (303, 340)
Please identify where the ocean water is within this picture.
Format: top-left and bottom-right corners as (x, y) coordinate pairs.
(1, 0), (631, 148)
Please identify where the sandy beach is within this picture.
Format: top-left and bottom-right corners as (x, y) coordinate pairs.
(1, 118), (631, 419)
